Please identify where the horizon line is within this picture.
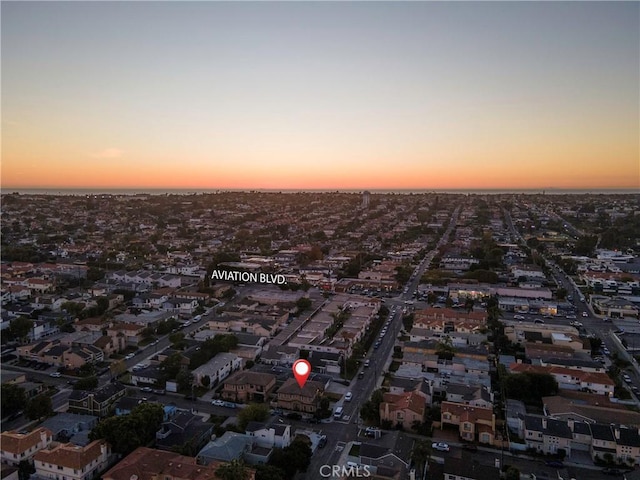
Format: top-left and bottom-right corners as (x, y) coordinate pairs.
(2, 186), (638, 194)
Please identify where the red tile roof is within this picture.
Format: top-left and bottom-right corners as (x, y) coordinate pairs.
(34, 441), (107, 470)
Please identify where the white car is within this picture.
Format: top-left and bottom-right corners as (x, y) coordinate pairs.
(582, 312), (588, 317)
(211, 399), (226, 406)
(432, 442), (450, 452)
(345, 392), (353, 402)
(125, 353), (135, 360)
(49, 372), (61, 378)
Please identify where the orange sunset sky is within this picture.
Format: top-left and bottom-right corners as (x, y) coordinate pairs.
(2, 2), (639, 191)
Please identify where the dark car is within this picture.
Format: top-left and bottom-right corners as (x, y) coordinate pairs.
(462, 444), (478, 451)
(318, 435), (327, 448)
(286, 412), (302, 420)
(545, 461), (564, 468)
(602, 467), (630, 476)
(141, 387), (153, 393)
(184, 394), (197, 401)
(153, 389), (165, 395)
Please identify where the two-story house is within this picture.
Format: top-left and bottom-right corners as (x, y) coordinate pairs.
(245, 422), (291, 449)
(524, 415), (573, 457)
(0, 428), (53, 465)
(33, 440), (111, 480)
(379, 389), (428, 430)
(440, 402), (496, 445)
(191, 353), (242, 389)
(221, 371), (276, 403)
(102, 447), (256, 480)
(275, 378), (324, 414)
(68, 383), (126, 417)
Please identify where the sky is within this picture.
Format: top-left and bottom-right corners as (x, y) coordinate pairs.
(2, 1), (639, 191)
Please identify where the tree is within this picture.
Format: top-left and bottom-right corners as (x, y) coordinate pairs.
(9, 317), (33, 342)
(78, 362), (96, 377)
(176, 370), (194, 391)
(201, 375), (211, 388)
(411, 440), (431, 478)
(237, 403), (270, 430)
(268, 438), (312, 479)
(1, 384), (26, 416)
(161, 353), (185, 382)
(169, 332), (185, 345)
(255, 465), (285, 480)
(505, 466), (520, 480)
(360, 389), (385, 424)
(216, 459), (250, 480)
(435, 336), (455, 360)
(96, 296), (110, 314)
(25, 395), (54, 421)
(74, 376), (98, 390)
(503, 372), (558, 406)
(295, 297), (312, 313)
(90, 403), (164, 455)
(17, 460), (35, 480)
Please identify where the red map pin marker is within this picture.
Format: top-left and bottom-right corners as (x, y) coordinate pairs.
(292, 359), (311, 388)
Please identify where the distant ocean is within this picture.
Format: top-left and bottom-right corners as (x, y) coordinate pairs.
(2, 188), (639, 196)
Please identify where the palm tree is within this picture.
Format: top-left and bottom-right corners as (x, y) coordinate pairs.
(436, 336), (455, 360)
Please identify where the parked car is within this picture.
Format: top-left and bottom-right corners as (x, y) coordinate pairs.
(211, 399), (225, 406)
(49, 372), (61, 378)
(364, 427), (380, 438)
(153, 389), (165, 395)
(545, 460), (564, 468)
(344, 392), (353, 402)
(141, 387), (153, 393)
(431, 442), (450, 452)
(318, 435), (327, 448)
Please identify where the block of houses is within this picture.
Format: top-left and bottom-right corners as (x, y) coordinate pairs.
(220, 371), (276, 403)
(590, 423), (618, 463)
(68, 383), (126, 417)
(379, 389), (428, 430)
(106, 323), (146, 348)
(510, 363), (615, 396)
(344, 431), (413, 479)
(33, 440), (111, 480)
(130, 366), (165, 387)
(251, 342), (300, 365)
(192, 353), (242, 389)
(543, 393), (640, 427)
(0, 428), (53, 465)
(443, 384), (493, 409)
(102, 447), (256, 480)
(440, 401), (496, 445)
(614, 426), (640, 466)
(275, 378), (324, 414)
(245, 422), (291, 449)
(428, 458), (500, 480)
(39, 413), (99, 445)
(155, 411), (214, 455)
(197, 432), (253, 465)
(524, 415), (573, 457)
